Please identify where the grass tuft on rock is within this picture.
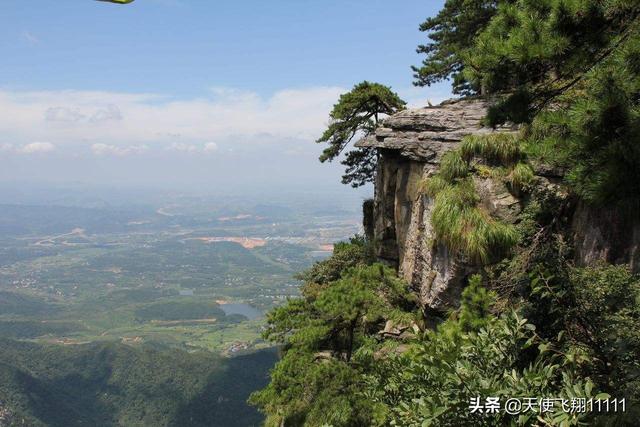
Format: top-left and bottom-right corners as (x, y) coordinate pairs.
(507, 162), (535, 193)
(420, 175), (451, 198)
(431, 188), (518, 263)
(426, 177), (518, 264)
(439, 150), (469, 181)
(421, 143), (521, 264)
(460, 133), (520, 165)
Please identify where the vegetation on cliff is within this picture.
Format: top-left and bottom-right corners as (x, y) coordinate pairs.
(421, 138), (525, 264)
(250, 239), (418, 426)
(366, 276), (604, 427)
(412, 0), (498, 94)
(252, 236), (640, 425)
(254, 1), (640, 425)
(464, 0), (640, 205)
(316, 81), (406, 187)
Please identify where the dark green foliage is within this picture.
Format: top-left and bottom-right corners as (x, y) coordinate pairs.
(0, 291), (59, 317)
(250, 263), (416, 426)
(249, 349), (377, 427)
(367, 296), (600, 426)
(0, 320), (83, 339)
(339, 146), (378, 189)
(316, 82), (406, 187)
(412, 0), (498, 94)
(254, 3), (640, 425)
(563, 67), (640, 203)
(525, 265), (640, 424)
(516, 53), (640, 204)
(459, 0), (640, 204)
(458, 274), (493, 331)
(464, 0), (638, 103)
(483, 89), (534, 126)
(256, 220), (638, 427)
(0, 339), (277, 427)
(295, 236), (374, 287)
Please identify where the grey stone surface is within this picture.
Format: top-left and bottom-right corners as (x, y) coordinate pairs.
(356, 97), (511, 162)
(370, 98), (513, 312)
(372, 149), (473, 312)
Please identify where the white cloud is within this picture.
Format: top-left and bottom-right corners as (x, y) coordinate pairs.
(0, 84), (451, 165)
(203, 142), (218, 152)
(167, 142), (198, 153)
(20, 142), (55, 154)
(90, 105), (123, 123)
(45, 106), (86, 123)
(91, 143), (148, 157)
(0, 86), (346, 155)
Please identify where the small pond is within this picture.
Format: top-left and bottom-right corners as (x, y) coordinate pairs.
(220, 303), (263, 320)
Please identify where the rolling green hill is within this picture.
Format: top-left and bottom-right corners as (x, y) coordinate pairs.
(0, 339), (277, 427)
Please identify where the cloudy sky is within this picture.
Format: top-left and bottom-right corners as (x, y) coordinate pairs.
(0, 0), (450, 193)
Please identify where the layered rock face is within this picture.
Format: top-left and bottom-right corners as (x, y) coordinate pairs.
(359, 97), (640, 314)
(357, 98), (512, 312)
(357, 98), (503, 162)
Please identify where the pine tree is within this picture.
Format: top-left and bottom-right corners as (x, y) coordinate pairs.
(250, 260), (416, 426)
(317, 82), (406, 187)
(412, 0), (498, 95)
(461, 0), (640, 203)
(464, 0), (640, 124)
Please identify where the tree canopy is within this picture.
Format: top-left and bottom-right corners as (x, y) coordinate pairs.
(316, 81), (405, 187)
(249, 238), (417, 426)
(413, 0), (640, 204)
(412, 0), (498, 95)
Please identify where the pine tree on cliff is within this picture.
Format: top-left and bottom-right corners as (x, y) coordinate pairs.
(416, 0), (640, 203)
(317, 81), (406, 187)
(412, 0), (499, 95)
(461, 0), (640, 204)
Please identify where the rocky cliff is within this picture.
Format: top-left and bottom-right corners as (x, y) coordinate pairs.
(358, 98), (640, 315)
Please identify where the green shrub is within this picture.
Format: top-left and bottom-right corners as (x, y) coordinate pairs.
(296, 235), (374, 286)
(366, 283), (602, 427)
(527, 264), (640, 424)
(251, 264), (416, 426)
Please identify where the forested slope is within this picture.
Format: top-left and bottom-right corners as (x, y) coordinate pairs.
(0, 339), (276, 427)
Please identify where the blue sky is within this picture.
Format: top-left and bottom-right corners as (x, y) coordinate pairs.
(0, 0), (450, 192)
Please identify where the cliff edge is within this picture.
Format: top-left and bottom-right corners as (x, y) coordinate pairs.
(358, 97), (640, 315)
